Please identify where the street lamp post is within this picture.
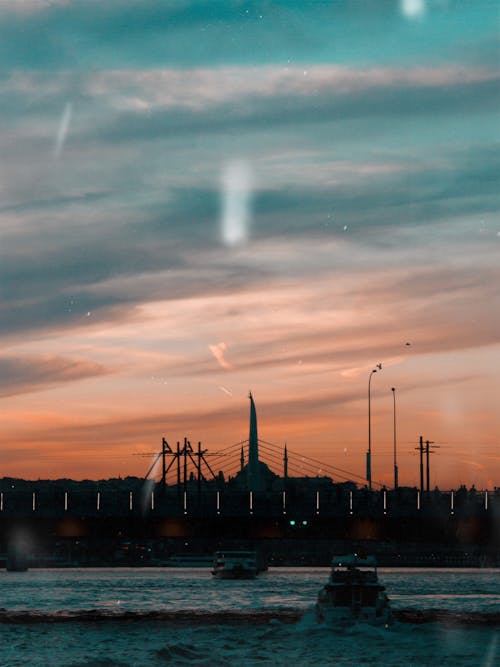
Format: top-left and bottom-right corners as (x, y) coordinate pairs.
(392, 387), (398, 489)
(367, 363), (382, 490)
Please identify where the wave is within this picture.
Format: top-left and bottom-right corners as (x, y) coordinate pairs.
(394, 609), (500, 626)
(0, 608), (301, 625)
(0, 608), (498, 626)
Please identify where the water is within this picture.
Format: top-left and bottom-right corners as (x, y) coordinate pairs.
(0, 568), (498, 666)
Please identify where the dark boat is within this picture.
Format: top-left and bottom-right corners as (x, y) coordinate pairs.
(316, 554), (392, 626)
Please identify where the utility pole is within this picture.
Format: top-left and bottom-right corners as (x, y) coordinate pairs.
(418, 436), (424, 496)
(283, 444), (288, 482)
(197, 441), (202, 500)
(183, 437), (189, 492)
(415, 437), (438, 495)
(161, 438), (167, 493)
(425, 440), (436, 492)
(176, 441), (181, 502)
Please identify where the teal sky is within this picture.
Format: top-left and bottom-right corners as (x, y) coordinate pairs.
(0, 1), (499, 487)
(0, 1), (497, 69)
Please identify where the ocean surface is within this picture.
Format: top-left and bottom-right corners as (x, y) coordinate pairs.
(0, 567), (498, 666)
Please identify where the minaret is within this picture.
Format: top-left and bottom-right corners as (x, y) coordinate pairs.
(247, 391), (261, 491)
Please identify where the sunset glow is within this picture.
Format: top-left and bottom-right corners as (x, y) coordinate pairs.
(0, 1), (498, 489)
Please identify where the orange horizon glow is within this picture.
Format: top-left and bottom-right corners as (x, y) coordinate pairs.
(1, 279), (499, 488)
(1, 349), (498, 489)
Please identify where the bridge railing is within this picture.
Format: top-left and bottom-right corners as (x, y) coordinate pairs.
(0, 485), (495, 519)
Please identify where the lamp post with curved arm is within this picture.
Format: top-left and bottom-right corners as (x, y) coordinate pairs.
(367, 363), (382, 490)
(392, 387), (398, 489)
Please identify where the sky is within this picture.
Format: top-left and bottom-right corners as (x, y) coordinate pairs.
(0, 0), (498, 488)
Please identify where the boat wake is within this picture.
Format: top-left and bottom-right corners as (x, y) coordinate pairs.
(0, 607), (498, 626)
(394, 609), (500, 626)
(0, 608), (301, 625)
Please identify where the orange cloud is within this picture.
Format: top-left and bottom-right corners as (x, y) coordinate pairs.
(209, 342), (231, 369)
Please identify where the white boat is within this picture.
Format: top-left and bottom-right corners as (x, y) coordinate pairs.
(315, 554), (392, 626)
(211, 550), (258, 579)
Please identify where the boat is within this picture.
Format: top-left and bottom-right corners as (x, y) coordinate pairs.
(315, 553), (392, 626)
(211, 550), (258, 579)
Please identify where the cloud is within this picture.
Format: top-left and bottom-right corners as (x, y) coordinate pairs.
(5, 64), (492, 146)
(0, 354), (109, 397)
(106, 253), (500, 386)
(209, 342), (231, 369)
(89, 66), (498, 144)
(0, 148), (498, 343)
(82, 65), (496, 114)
